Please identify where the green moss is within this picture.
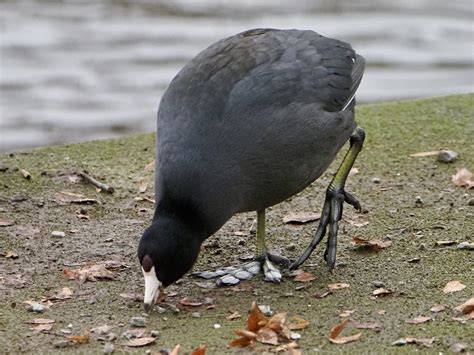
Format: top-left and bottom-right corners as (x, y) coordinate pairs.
(0, 94), (472, 353)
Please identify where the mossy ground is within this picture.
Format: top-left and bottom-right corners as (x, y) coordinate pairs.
(0, 94), (473, 354)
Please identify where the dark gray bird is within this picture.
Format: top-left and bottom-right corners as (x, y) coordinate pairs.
(138, 28), (365, 311)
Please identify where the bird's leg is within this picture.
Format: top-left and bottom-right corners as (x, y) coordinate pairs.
(290, 127), (365, 270)
(193, 209), (289, 285)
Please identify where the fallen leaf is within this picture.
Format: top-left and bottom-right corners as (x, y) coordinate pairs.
(455, 298), (474, 314)
(288, 316), (310, 330)
(124, 337), (156, 347)
(0, 219), (14, 227)
(351, 237), (392, 251)
(179, 297), (203, 307)
(409, 150), (439, 157)
(191, 344), (207, 355)
(266, 312), (288, 334)
(328, 319), (362, 344)
(138, 178), (147, 193)
(47, 287), (74, 301)
(30, 323), (53, 332)
(372, 288), (393, 297)
(392, 337), (435, 347)
(406, 316), (432, 324)
(352, 321), (381, 331)
(66, 333), (90, 344)
(4, 250), (19, 259)
(26, 318), (55, 324)
(349, 167), (359, 176)
(443, 280), (466, 293)
(63, 264), (114, 282)
(377, 309), (386, 315)
(256, 328), (279, 345)
(451, 343), (468, 353)
(430, 304), (446, 313)
(452, 168), (474, 188)
(314, 290), (333, 299)
(19, 168), (31, 179)
(54, 191), (98, 205)
(435, 240), (456, 246)
(339, 310), (355, 318)
(226, 311), (242, 320)
(283, 212), (321, 224)
(248, 301), (268, 332)
(228, 333), (254, 348)
(294, 272), (316, 283)
(328, 283), (350, 290)
(23, 300), (52, 311)
(169, 344), (181, 355)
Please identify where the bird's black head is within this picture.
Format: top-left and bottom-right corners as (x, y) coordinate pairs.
(138, 215), (204, 312)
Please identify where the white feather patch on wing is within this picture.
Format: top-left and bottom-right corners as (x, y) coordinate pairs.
(142, 266), (161, 306)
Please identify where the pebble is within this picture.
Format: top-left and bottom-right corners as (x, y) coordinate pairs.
(286, 243), (297, 251)
(103, 343), (115, 354)
(130, 316), (146, 328)
(437, 149), (458, 163)
(191, 312), (201, 318)
(53, 340), (71, 349)
(371, 177), (381, 184)
(414, 196), (423, 205)
(258, 305), (273, 316)
(290, 332), (301, 340)
(150, 330), (160, 337)
(457, 241), (474, 250)
(468, 198), (474, 206)
(59, 329), (71, 335)
(419, 243), (427, 250)
(51, 231), (65, 238)
(31, 303), (44, 313)
(372, 280), (385, 288)
(213, 323), (221, 329)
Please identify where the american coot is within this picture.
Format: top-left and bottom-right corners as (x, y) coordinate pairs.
(138, 28), (365, 312)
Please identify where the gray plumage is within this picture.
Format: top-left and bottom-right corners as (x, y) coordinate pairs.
(155, 28), (365, 236)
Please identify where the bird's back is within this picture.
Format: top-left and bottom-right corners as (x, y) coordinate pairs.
(155, 29), (365, 233)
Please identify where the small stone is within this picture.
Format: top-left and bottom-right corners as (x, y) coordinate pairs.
(468, 198), (474, 206)
(372, 280), (385, 288)
(68, 323), (73, 328)
(150, 330), (160, 337)
(415, 196), (423, 205)
(391, 338), (407, 346)
(286, 243), (296, 251)
(457, 241), (474, 250)
(451, 342), (467, 353)
(371, 177), (381, 184)
(130, 316), (146, 328)
(258, 305), (273, 316)
(103, 343), (114, 354)
(213, 323), (221, 329)
(51, 231), (65, 238)
(54, 340), (71, 349)
(419, 243), (427, 250)
(290, 332), (301, 340)
(437, 149), (458, 163)
(191, 312), (201, 318)
(31, 303), (44, 313)
(59, 329), (71, 335)
(156, 306), (167, 314)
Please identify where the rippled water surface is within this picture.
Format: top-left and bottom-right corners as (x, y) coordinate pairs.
(1, 0), (473, 151)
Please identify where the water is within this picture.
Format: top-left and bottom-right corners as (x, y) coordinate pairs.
(1, 0), (473, 152)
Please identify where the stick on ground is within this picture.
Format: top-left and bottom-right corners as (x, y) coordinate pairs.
(79, 171), (114, 194)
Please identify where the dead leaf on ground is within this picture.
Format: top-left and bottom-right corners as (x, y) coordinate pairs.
(377, 309), (386, 315)
(0, 219), (14, 227)
(351, 237), (392, 251)
(352, 321), (381, 331)
(409, 150), (440, 158)
(455, 298), (474, 315)
(66, 333), (90, 344)
(392, 337), (435, 347)
(283, 212), (321, 224)
(179, 297), (203, 307)
(328, 283), (350, 291)
(294, 272), (316, 283)
(430, 304), (446, 313)
(226, 311), (242, 320)
(288, 316), (310, 330)
(406, 316), (432, 324)
(247, 301), (268, 332)
(23, 300), (52, 311)
(349, 167), (359, 176)
(26, 318), (55, 324)
(63, 264), (114, 282)
(4, 250), (19, 259)
(46, 287), (74, 301)
(435, 240), (456, 246)
(191, 344), (207, 355)
(314, 290), (333, 299)
(443, 280), (466, 293)
(372, 288), (393, 297)
(30, 323), (53, 332)
(124, 337), (156, 347)
(339, 310), (355, 318)
(347, 220), (369, 227)
(138, 178), (147, 193)
(54, 191), (98, 205)
(328, 319), (362, 345)
(256, 328), (279, 345)
(452, 168), (474, 188)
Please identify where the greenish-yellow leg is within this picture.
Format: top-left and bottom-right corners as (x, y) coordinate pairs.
(290, 127), (365, 270)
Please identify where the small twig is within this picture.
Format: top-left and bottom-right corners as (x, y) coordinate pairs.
(79, 171), (114, 194)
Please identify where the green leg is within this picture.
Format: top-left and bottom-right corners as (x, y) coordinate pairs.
(256, 209), (266, 256)
(290, 127), (365, 270)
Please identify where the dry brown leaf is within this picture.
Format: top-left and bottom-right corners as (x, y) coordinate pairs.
(328, 319), (362, 345)
(63, 264), (114, 282)
(349, 167), (359, 176)
(373, 288), (393, 297)
(351, 237), (392, 251)
(314, 290), (333, 299)
(288, 316), (310, 330)
(226, 311), (242, 320)
(30, 324), (53, 332)
(228, 334), (253, 348)
(26, 318), (55, 324)
(403, 337), (435, 347)
(430, 304), (446, 313)
(266, 312), (287, 333)
(339, 310), (355, 318)
(409, 150), (439, 157)
(406, 316), (432, 324)
(452, 168), (474, 188)
(138, 178), (147, 193)
(47, 287), (73, 301)
(257, 328), (279, 345)
(124, 337), (156, 347)
(0, 219), (14, 227)
(294, 272), (316, 283)
(179, 297), (203, 307)
(352, 321), (381, 331)
(455, 298), (474, 314)
(66, 333), (90, 344)
(5, 250), (19, 259)
(248, 301), (268, 332)
(443, 280), (466, 293)
(191, 344), (207, 355)
(144, 160), (155, 171)
(328, 283), (350, 290)
(169, 344), (181, 355)
(283, 212), (321, 224)
(54, 191), (98, 205)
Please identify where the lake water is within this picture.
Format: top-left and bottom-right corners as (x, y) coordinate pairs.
(1, 0), (473, 152)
